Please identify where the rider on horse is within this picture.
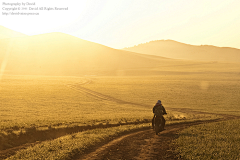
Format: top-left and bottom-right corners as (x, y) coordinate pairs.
(152, 100), (167, 129)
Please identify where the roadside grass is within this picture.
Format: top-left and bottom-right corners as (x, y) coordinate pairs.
(174, 119), (240, 160)
(6, 123), (151, 160)
(0, 109), (217, 154)
(0, 74), (240, 159)
(6, 117), (222, 160)
(0, 76), (152, 130)
(0, 75), (228, 135)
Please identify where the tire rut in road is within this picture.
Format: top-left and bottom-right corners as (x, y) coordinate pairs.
(77, 116), (240, 160)
(67, 84), (149, 107)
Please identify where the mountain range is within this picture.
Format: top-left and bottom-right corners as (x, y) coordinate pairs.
(123, 40), (240, 63)
(0, 26), (239, 76)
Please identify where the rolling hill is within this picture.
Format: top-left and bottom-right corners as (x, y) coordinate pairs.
(0, 26), (239, 76)
(0, 26), (27, 39)
(123, 40), (240, 63)
(0, 31), (183, 76)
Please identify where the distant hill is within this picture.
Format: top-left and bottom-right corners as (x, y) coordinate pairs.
(1, 26), (239, 76)
(123, 40), (240, 63)
(0, 26), (27, 39)
(0, 32), (184, 76)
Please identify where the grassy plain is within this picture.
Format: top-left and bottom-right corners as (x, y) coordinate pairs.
(174, 119), (240, 159)
(0, 72), (240, 159)
(6, 124), (150, 160)
(0, 75), (152, 131)
(83, 73), (240, 114)
(2, 73), (239, 131)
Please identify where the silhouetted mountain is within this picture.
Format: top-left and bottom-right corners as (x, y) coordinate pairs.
(123, 40), (240, 63)
(1, 26), (239, 76)
(0, 32), (183, 76)
(0, 26), (27, 39)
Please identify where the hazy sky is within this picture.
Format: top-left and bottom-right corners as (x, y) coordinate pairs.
(1, 0), (239, 49)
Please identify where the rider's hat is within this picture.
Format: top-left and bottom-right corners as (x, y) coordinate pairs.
(157, 100), (161, 104)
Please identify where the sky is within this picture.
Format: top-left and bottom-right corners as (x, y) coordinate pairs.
(0, 0), (240, 49)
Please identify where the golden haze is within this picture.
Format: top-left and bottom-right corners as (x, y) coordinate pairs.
(1, 26), (240, 77)
(124, 40), (240, 63)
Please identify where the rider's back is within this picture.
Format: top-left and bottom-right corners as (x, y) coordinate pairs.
(153, 104), (166, 116)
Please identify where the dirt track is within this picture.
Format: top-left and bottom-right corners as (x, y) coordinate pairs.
(67, 82), (150, 107)
(77, 114), (239, 160)
(68, 82), (240, 159)
(1, 82), (239, 159)
(1, 111), (238, 160)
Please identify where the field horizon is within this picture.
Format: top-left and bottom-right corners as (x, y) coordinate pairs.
(1, 25), (240, 159)
(1, 25), (240, 77)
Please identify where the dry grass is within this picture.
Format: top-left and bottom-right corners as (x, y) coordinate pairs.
(2, 74), (237, 132)
(0, 76), (148, 130)
(174, 119), (240, 160)
(0, 73), (240, 159)
(82, 74), (240, 114)
(6, 123), (150, 160)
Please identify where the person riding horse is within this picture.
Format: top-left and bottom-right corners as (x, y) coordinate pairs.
(152, 100), (167, 129)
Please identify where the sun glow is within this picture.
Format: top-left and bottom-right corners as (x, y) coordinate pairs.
(0, 0), (240, 49)
(0, 39), (13, 80)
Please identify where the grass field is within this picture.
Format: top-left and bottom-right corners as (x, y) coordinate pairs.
(0, 73), (240, 159)
(174, 119), (240, 160)
(82, 73), (240, 114)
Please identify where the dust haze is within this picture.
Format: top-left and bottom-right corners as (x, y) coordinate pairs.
(0, 26), (240, 159)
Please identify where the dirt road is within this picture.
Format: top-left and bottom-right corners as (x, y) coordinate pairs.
(1, 81), (239, 159)
(78, 115), (239, 160)
(1, 112), (238, 160)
